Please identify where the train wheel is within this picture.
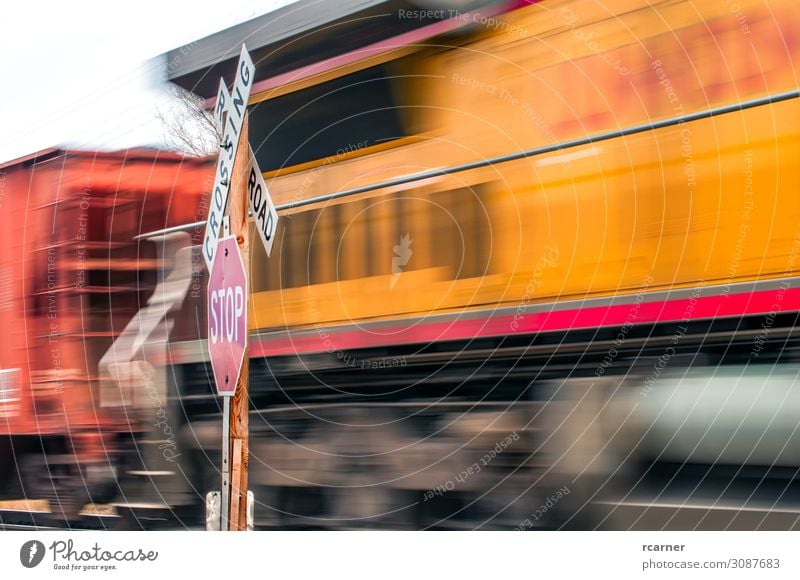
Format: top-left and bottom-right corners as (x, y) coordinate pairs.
(538, 377), (633, 530)
(19, 455), (87, 521)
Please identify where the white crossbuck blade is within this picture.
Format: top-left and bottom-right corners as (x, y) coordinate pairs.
(202, 45), (255, 270)
(246, 146), (279, 257)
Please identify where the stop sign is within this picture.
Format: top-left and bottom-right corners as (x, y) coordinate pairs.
(208, 236), (248, 396)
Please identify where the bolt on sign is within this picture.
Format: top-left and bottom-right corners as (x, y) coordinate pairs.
(208, 236), (248, 396)
(202, 45), (255, 270)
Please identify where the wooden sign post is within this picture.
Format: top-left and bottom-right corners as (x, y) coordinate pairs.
(226, 114), (250, 531)
(203, 45), (275, 532)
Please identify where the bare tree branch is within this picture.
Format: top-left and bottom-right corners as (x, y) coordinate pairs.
(157, 85), (221, 157)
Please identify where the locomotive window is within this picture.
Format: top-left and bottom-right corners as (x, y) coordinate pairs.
(259, 219), (283, 292)
(430, 186), (492, 280)
(457, 186), (492, 279)
(254, 187), (492, 293)
(280, 210), (314, 289)
(249, 62), (409, 171)
(337, 199), (369, 282)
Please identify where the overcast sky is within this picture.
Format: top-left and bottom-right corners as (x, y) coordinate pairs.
(0, 0), (296, 163)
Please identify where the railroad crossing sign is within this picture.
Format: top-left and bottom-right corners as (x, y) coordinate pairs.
(200, 42), (277, 531)
(202, 45), (255, 270)
(247, 145), (279, 257)
(208, 236), (248, 396)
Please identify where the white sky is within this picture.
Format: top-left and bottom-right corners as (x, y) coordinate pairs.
(0, 0), (297, 164)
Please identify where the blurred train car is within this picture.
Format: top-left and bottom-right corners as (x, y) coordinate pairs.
(0, 148), (213, 522)
(112, 0), (800, 529)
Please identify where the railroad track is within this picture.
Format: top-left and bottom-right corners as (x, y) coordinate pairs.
(597, 499), (800, 531)
(0, 501), (209, 531)
(0, 501), (120, 531)
(0, 510), (120, 531)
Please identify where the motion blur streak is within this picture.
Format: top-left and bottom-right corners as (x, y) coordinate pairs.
(1, 0), (799, 530)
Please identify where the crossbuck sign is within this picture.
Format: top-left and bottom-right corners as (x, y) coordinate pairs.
(202, 45), (255, 270)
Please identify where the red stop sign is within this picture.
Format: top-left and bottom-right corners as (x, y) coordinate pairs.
(208, 236), (248, 396)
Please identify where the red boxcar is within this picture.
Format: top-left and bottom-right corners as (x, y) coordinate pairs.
(0, 148), (212, 519)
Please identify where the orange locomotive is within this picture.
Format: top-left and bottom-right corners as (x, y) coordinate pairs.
(157, 0), (800, 529)
(243, 0), (799, 341)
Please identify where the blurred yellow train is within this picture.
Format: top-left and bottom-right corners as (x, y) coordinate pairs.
(154, 0), (800, 529)
(234, 0), (800, 353)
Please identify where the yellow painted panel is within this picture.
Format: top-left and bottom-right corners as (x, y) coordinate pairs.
(248, 0), (799, 332)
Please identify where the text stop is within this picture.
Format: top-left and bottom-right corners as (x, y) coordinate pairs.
(209, 286), (245, 344)
(207, 236), (248, 396)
